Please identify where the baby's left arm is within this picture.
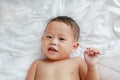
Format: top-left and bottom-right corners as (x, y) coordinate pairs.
(84, 47), (101, 80)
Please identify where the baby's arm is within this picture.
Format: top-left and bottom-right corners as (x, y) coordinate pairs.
(84, 48), (100, 80)
(26, 59), (39, 80)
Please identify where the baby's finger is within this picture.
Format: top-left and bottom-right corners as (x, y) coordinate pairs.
(84, 48), (89, 53)
(92, 50), (101, 57)
(90, 48), (100, 53)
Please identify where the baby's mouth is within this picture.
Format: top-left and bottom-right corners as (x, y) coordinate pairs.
(48, 47), (58, 52)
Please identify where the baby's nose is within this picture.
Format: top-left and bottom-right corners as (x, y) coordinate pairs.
(50, 38), (58, 45)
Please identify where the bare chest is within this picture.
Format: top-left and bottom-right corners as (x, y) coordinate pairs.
(36, 59), (80, 80)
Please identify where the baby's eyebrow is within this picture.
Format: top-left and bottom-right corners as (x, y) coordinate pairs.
(46, 31), (69, 38)
(45, 32), (52, 35)
(46, 31), (54, 34)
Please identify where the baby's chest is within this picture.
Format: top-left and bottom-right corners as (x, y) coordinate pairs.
(37, 61), (79, 75)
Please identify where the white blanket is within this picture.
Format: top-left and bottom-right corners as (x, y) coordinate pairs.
(0, 0), (120, 80)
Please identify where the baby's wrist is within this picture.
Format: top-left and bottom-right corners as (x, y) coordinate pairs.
(88, 64), (98, 70)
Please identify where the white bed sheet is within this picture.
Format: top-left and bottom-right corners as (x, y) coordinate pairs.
(0, 0), (120, 80)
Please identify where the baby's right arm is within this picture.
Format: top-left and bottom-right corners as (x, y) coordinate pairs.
(26, 59), (39, 80)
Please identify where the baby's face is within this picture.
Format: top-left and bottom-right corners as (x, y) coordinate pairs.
(42, 21), (76, 60)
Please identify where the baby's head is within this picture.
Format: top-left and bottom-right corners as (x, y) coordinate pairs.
(46, 16), (80, 42)
(42, 16), (80, 60)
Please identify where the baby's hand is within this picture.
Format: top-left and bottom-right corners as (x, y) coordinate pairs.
(84, 47), (101, 67)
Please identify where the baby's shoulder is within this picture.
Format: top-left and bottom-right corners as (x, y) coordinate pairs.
(32, 59), (41, 65)
(72, 57), (87, 67)
(33, 59), (46, 63)
(73, 57), (87, 76)
(72, 57), (84, 62)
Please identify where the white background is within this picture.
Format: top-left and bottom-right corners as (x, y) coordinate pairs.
(0, 0), (120, 80)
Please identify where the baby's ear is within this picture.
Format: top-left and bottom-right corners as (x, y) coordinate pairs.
(71, 42), (80, 53)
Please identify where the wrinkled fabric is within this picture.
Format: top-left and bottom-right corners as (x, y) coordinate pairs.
(0, 0), (120, 80)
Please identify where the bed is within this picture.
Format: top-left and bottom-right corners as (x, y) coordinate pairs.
(0, 0), (120, 80)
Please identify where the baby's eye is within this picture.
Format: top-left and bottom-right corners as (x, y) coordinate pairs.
(59, 38), (65, 41)
(46, 35), (52, 38)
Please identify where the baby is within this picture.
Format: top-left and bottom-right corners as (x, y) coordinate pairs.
(26, 16), (100, 80)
